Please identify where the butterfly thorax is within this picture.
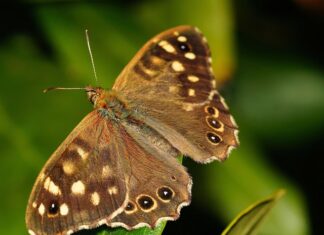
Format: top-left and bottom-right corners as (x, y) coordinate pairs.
(87, 86), (130, 121)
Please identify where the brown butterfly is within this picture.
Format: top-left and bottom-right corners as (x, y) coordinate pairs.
(26, 25), (239, 235)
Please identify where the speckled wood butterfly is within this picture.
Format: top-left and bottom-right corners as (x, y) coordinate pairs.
(26, 25), (239, 235)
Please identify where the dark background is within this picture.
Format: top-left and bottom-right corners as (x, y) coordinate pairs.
(0, 0), (323, 234)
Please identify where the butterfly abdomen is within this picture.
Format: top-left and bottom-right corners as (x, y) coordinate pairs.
(121, 118), (180, 160)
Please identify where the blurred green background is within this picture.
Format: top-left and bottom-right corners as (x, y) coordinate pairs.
(0, 0), (323, 234)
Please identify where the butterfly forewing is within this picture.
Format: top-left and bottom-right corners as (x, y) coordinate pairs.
(113, 25), (214, 103)
(113, 25), (239, 163)
(26, 111), (129, 235)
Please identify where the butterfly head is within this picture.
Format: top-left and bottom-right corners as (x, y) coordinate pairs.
(86, 86), (105, 106)
(86, 86), (121, 110)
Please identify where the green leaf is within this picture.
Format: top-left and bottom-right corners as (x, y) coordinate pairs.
(222, 189), (285, 235)
(75, 221), (166, 235)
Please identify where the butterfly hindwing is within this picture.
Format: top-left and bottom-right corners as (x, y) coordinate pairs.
(127, 91), (238, 163)
(110, 120), (191, 229)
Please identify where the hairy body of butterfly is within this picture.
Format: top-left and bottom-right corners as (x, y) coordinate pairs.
(26, 25), (239, 235)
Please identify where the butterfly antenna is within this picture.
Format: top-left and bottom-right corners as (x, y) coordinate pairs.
(43, 87), (88, 93)
(85, 29), (98, 84)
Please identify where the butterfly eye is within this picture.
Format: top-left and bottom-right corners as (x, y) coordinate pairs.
(137, 195), (156, 211)
(157, 186), (174, 201)
(207, 132), (222, 144)
(126, 202), (135, 211)
(48, 201), (59, 216)
(206, 106), (215, 115)
(204, 106), (219, 118)
(125, 201), (137, 214)
(178, 42), (191, 52)
(206, 117), (221, 129)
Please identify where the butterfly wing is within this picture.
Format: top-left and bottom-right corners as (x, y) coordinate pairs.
(26, 111), (191, 234)
(113, 25), (239, 163)
(109, 119), (192, 229)
(26, 111), (129, 235)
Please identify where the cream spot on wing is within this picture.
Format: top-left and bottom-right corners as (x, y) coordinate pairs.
(182, 103), (194, 111)
(177, 36), (187, 42)
(66, 230), (74, 235)
(188, 89), (196, 97)
(173, 31), (179, 36)
(185, 52), (196, 60)
(102, 165), (111, 178)
(169, 85), (179, 94)
(208, 90), (218, 101)
(211, 79), (216, 88)
(227, 146), (236, 156)
(234, 130), (240, 144)
(143, 68), (158, 77)
(150, 55), (165, 66)
(139, 61), (158, 77)
(108, 186), (118, 195)
(202, 36), (207, 43)
(98, 219), (107, 226)
(48, 182), (61, 195)
(32, 202), (37, 208)
(44, 177), (61, 195)
(230, 115), (238, 128)
(62, 161), (75, 175)
(208, 57), (212, 63)
(77, 147), (89, 160)
(38, 203), (45, 216)
(158, 40), (176, 53)
(188, 75), (199, 82)
(78, 225), (89, 230)
(171, 61), (184, 72)
(28, 230), (36, 235)
(43, 177), (50, 189)
(195, 27), (202, 33)
(91, 192), (100, 206)
(220, 96), (229, 110)
(213, 107), (220, 118)
(71, 180), (85, 195)
(39, 173), (46, 181)
(60, 203), (69, 216)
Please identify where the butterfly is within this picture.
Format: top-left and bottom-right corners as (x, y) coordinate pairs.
(25, 25), (239, 235)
